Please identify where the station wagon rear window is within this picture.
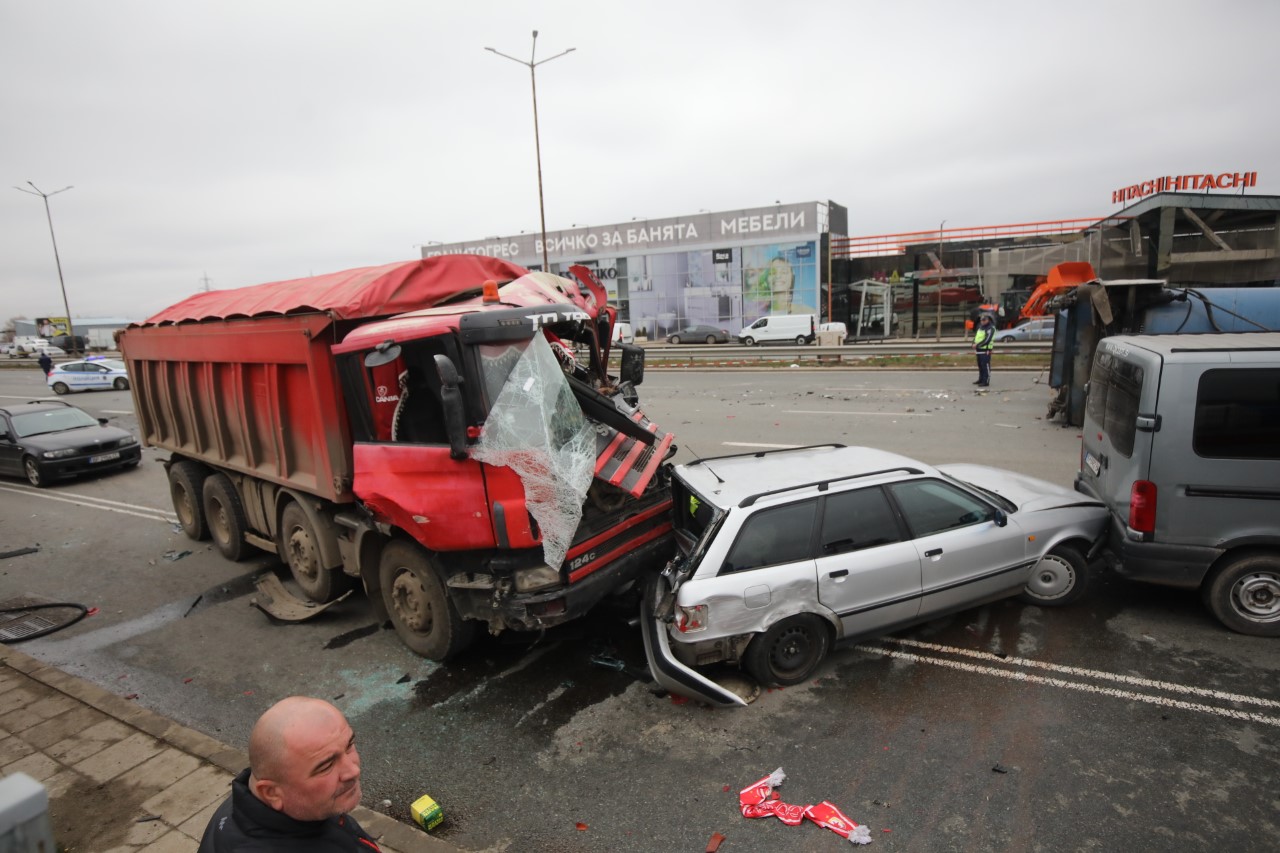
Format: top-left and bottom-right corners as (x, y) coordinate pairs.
(1086, 352), (1144, 457)
(1193, 367), (1280, 459)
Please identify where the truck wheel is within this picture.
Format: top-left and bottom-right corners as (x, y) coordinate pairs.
(379, 541), (476, 660)
(169, 461), (210, 540)
(281, 502), (348, 603)
(743, 614), (830, 687)
(742, 336), (755, 347)
(1204, 553), (1280, 637)
(52, 382), (69, 395)
(1019, 544), (1090, 607)
(203, 473), (249, 561)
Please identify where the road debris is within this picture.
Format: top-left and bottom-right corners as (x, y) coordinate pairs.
(0, 546), (39, 560)
(705, 831), (726, 852)
(738, 767), (871, 844)
(183, 595), (203, 618)
(162, 549), (192, 562)
(992, 763), (1009, 774)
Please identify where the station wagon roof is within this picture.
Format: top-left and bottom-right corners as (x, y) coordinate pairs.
(674, 444), (933, 509)
(1103, 331), (1280, 356)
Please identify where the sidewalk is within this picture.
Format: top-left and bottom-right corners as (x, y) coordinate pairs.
(0, 644), (459, 853)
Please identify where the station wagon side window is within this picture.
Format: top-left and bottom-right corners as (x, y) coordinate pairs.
(721, 499), (817, 574)
(818, 486), (904, 556)
(1193, 367), (1280, 460)
(887, 479), (994, 538)
(1085, 352), (1144, 457)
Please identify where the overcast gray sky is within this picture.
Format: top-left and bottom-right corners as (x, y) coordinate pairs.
(3, 0), (1277, 322)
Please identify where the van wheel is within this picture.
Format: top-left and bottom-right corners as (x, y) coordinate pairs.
(1019, 544), (1089, 606)
(203, 473), (249, 561)
(795, 335), (807, 345)
(169, 461), (210, 540)
(281, 502), (348, 603)
(379, 541), (477, 660)
(742, 336), (755, 347)
(1204, 553), (1280, 636)
(744, 614), (829, 686)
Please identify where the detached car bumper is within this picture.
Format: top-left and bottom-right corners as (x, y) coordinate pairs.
(641, 574), (746, 708)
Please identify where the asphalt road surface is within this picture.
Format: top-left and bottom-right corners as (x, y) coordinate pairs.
(2, 365), (1277, 852)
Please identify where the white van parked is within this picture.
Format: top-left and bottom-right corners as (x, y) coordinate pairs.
(736, 314), (816, 346)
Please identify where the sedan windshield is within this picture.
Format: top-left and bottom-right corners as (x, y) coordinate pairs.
(10, 408), (98, 437)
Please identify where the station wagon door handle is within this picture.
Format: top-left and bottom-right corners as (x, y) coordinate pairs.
(828, 569), (849, 578)
(924, 548), (943, 558)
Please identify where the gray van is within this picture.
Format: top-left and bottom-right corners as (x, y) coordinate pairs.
(1075, 332), (1280, 636)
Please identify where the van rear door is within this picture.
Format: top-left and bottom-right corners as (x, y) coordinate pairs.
(1078, 338), (1163, 539)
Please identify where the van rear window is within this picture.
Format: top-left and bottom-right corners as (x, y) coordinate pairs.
(1193, 368), (1280, 459)
(1086, 352), (1144, 457)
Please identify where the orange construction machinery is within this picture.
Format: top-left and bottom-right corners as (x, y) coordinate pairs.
(1019, 261), (1097, 320)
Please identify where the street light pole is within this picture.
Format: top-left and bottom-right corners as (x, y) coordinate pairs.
(14, 182), (77, 352)
(935, 219), (946, 342)
(486, 31), (575, 271)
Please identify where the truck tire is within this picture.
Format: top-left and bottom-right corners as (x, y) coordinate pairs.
(1203, 552), (1280, 637)
(743, 614), (830, 687)
(280, 502), (348, 603)
(1019, 544), (1090, 607)
(379, 541), (477, 660)
(169, 461), (210, 541)
(203, 473), (249, 562)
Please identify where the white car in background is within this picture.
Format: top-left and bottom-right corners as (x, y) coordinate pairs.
(47, 358), (131, 394)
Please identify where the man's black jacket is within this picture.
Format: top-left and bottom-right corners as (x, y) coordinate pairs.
(198, 769), (379, 852)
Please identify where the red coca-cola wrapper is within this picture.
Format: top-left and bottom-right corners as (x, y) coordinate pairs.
(738, 767), (786, 809)
(805, 801), (872, 845)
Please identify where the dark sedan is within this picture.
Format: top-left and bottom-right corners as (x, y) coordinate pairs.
(0, 400), (141, 487)
(667, 325), (731, 344)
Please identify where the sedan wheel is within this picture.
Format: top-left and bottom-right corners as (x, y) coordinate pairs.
(705, 335), (717, 344)
(23, 457), (45, 488)
(744, 614), (829, 686)
(669, 335), (681, 345)
(114, 377), (129, 390)
(52, 382), (70, 395)
(1020, 545), (1089, 606)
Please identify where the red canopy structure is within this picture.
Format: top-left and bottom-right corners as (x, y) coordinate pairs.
(137, 256), (530, 326)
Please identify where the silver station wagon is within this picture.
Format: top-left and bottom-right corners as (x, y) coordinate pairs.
(643, 445), (1109, 706)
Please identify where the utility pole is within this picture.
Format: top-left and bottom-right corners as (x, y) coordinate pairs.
(935, 219), (946, 342)
(485, 31), (575, 271)
(14, 182), (77, 353)
(199, 272), (213, 292)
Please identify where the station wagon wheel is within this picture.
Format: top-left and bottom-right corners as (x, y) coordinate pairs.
(1204, 553), (1280, 637)
(744, 614), (830, 687)
(379, 540), (476, 660)
(1019, 544), (1089, 607)
(113, 377), (129, 390)
(202, 473), (249, 561)
(23, 456), (45, 488)
(280, 502), (348, 603)
(168, 461), (210, 540)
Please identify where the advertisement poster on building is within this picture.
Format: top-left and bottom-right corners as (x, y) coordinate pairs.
(742, 242), (818, 319)
(36, 317), (69, 338)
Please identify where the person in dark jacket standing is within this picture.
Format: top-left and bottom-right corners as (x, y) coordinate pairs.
(973, 314), (995, 387)
(38, 350), (53, 377)
(199, 696), (379, 852)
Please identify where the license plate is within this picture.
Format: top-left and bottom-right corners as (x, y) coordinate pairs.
(1084, 452), (1101, 476)
(89, 451), (120, 464)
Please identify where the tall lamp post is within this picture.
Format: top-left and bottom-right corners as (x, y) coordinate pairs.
(485, 31), (575, 272)
(15, 182), (77, 352)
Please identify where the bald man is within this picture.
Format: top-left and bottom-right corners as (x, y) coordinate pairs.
(199, 697), (380, 851)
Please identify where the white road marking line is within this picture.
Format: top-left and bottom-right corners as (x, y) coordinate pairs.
(855, 645), (1280, 727)
(785, 409), (932, 417)
(0, 394), (57, 400)
(879, 636), (1280, 709)
(822, 387), (948, 393)
(103, 409), (133, 414)
(0, 485), (176, 523)
(721, 441), (801, 449)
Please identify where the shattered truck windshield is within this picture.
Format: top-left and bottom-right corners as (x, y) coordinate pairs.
(471, 335), (596, 570)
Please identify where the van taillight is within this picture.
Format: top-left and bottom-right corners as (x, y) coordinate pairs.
(1129, 480), (1156, 533)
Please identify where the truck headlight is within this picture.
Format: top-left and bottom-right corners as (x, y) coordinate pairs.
(42, 448), (77, 459)
(514, 565), (562, 593)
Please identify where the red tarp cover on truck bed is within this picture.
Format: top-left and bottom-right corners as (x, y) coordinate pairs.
(136, 256), (530, 326)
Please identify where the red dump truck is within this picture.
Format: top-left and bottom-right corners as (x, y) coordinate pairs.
(121, 255), (675, 659)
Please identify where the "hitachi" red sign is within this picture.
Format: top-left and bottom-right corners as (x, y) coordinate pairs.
(1112, 172), (1258, 204)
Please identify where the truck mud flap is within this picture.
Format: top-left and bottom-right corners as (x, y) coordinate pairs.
(641, 576), (746, 708)
(251, 573), (352, 622)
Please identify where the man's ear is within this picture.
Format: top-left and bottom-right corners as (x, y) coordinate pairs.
(250, 774), (286, 811)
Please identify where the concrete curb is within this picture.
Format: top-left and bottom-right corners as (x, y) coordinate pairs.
(1, 643), (460, 853)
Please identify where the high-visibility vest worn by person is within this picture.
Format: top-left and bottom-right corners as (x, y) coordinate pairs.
(975, 325), (995, 352)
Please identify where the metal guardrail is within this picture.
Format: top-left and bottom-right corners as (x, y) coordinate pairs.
(617, 340), (1051, 366)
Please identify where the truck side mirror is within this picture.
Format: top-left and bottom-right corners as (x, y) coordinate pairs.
(434, 354), (468, 460)
(619, 343), (645, 386)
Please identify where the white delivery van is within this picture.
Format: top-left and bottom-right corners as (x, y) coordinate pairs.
(1075, 332), (1280, 636)
(737, 314), (816, 346)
